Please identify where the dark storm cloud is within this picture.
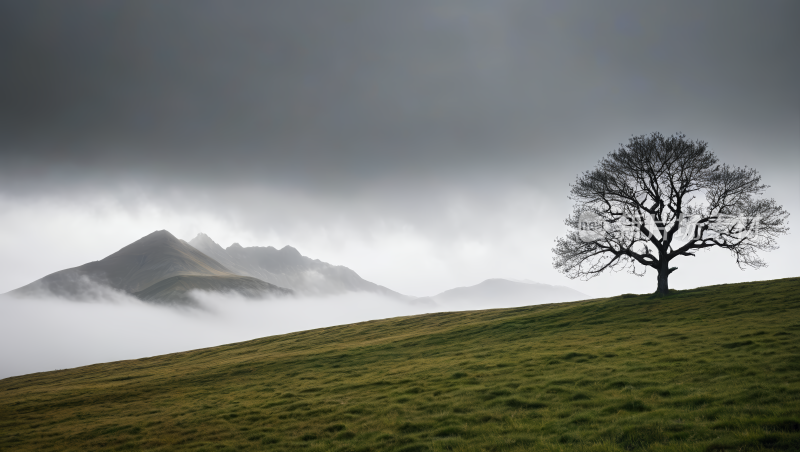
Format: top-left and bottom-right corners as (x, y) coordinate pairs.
(1, 0), (797, 189)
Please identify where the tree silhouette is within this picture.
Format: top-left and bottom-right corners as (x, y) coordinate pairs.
(553, 132), (789, 295)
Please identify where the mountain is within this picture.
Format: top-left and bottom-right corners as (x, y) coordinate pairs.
(7, 230), (290, 302)
(188, 233), (408, 299)
(425, 278), (587, 307)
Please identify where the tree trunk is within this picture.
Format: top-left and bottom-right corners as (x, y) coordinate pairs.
(656, 265), (670, 295)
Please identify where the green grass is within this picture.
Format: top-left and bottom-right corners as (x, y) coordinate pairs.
(1, 277), (799, 451)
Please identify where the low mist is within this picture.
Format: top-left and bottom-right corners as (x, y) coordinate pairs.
(0, 285), (569, 380)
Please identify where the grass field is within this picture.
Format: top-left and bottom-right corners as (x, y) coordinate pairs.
(1, 277), (799, 451)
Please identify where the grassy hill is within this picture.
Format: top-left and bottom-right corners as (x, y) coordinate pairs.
(1, 278), (799, 451)
(133, 274), (291, 303)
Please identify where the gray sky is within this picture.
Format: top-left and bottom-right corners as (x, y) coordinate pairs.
(1, 0), (798, 297)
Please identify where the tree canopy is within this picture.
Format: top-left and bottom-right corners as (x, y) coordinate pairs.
(553, 132), (789, 295)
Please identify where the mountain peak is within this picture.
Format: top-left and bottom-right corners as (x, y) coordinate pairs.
(145, 229), (177, 239)
(279, 245), (301, 256)
(189, 232), (219, 247)
(115, 230), (183, 255)
(9, 229), (237, 297)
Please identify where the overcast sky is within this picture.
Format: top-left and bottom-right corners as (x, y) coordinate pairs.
(1, 0), (798, 298)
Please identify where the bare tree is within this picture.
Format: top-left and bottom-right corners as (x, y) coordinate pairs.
(553, 132), (789, 295)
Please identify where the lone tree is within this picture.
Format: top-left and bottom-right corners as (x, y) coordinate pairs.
(553, 132), (789, 295)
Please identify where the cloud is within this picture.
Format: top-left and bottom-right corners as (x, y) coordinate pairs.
(0, 1), (796, 332)
(0, 289), (406, 379)
(1, 281), (582, 379)
(1, 1), (797, 173)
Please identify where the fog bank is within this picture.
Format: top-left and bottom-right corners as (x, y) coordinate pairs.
(0, 286), (574, 380)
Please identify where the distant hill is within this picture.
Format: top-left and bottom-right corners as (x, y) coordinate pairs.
(423, 278), (587, 307)
(7, 230), (290, 302)
(189, 233), (408, 299)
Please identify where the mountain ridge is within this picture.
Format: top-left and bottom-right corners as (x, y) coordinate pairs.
(7, 231), (583, 306)
(188, 233), (409, 299)
(7, 230), (291, 302)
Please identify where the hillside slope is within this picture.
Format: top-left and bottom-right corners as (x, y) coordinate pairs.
(189, 232), (408, 299)
(1, 278), (799, 451)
